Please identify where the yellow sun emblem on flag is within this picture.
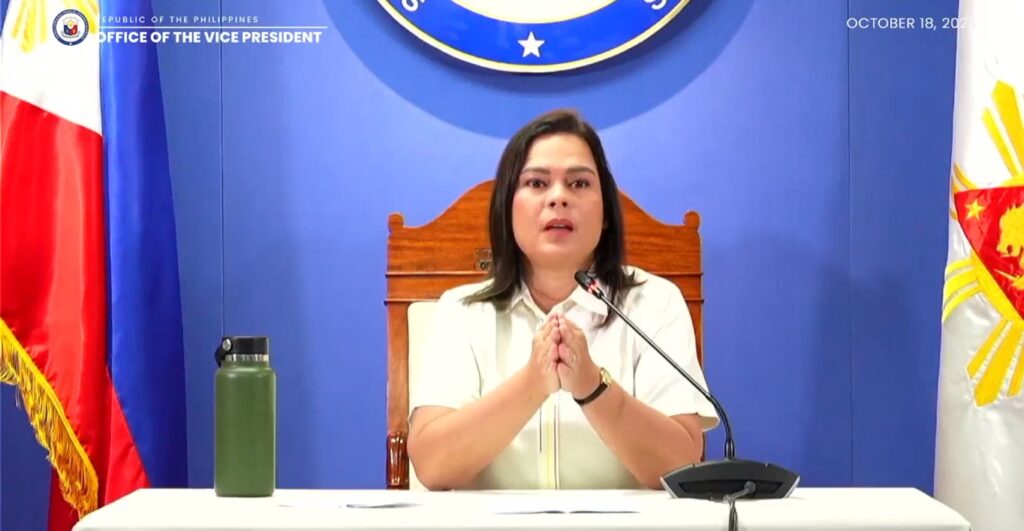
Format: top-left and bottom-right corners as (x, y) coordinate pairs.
(945, 80), (1024, 407)
(8, 0), (97, 52)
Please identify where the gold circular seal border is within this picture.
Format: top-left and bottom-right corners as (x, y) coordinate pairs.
(376, 0), (693, 74)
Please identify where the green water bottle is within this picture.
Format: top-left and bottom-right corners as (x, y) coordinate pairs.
(214, 336), (276, 497)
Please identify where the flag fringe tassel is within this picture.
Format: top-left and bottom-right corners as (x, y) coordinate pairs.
(0, 317), (98, 517)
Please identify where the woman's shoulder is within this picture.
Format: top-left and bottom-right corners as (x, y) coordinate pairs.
(437, 279), (496, 307)
(624, 266), (682, 297)
(622, 266), (687, 312)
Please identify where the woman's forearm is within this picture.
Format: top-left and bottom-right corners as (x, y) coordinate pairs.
(408, 369), (548, 490)
(581, 383), (703, 489)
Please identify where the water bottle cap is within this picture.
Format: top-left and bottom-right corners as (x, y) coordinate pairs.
(215, 336), (269, 366)
(223, 336), (269, 354)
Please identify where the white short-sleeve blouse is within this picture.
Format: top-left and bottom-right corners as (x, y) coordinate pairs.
(410, 266), (718, 490)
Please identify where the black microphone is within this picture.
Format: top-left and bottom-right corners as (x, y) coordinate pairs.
(574, 270), (799, 500)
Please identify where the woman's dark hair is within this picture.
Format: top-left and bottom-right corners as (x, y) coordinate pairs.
(464, 109), (638, 315)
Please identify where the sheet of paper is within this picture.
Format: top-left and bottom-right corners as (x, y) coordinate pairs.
(484, 493), (646, 514)
(274, 493), (421, 511)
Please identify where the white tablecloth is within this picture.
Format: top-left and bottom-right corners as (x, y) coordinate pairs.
(73, 488), (970, 531)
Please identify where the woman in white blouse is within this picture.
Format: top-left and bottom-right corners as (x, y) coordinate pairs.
(408, 109), (718, 491)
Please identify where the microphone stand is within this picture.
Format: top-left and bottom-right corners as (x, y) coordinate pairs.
(574, 271), (799, 501)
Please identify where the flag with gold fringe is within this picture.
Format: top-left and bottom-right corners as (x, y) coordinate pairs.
(0, 1), (187, 529)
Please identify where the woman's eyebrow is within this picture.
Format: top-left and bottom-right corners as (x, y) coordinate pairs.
(520, 166), (596, 175)
(520, 166), (551, 175)
(566, 166), (597, 175)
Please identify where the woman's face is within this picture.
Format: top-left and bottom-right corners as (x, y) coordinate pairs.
(511, 133), (604, 274)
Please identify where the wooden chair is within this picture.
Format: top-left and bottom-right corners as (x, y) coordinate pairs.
(385, 180), (703, 489)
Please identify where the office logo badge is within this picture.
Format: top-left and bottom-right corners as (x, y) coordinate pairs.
(7, 2), (96, 52)
(944, 80), (1024, 407)
(377, 0), (692, 73)
(53, 9), (89, 46)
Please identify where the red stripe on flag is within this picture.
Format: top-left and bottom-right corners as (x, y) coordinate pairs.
(0, 92), (148, 530)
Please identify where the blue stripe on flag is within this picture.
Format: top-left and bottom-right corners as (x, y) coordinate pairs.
(100, 0), (188, 487)
(1, 0), (9, 34)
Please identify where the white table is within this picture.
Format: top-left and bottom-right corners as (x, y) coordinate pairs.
(73, 488), (970, 531)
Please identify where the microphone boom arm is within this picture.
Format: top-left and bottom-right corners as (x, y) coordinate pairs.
(589, 286), (735, 460)
(574, 270), (799, 500)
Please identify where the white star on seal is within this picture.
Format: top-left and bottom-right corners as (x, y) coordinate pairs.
(518, 32), (545, 58)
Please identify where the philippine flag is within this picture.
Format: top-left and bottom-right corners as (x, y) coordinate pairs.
(1, 1), (188, 530)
